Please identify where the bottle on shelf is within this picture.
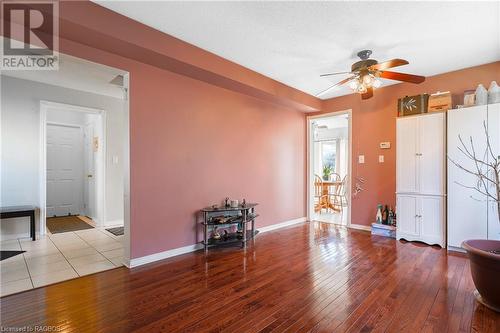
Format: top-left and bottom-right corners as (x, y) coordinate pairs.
(376, 204), (383, 224)
(382, 205), (389, 225)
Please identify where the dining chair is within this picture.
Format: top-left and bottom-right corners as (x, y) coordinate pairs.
(330, 173), (341, 182)
(314, 175), (328, 214)
(330, 175), (349, 212)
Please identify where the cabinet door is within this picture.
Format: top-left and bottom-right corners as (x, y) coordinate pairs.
(418, 113), (445, 195)
(397, 117), (419, 193)
(447, 106), (488, 248)
(419, 196), (444, 246)
(396, 195), (419, 238)
(487, 103), (500, 240)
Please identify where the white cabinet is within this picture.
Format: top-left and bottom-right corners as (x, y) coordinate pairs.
(420, 196), (445, 246)
(396, 195), (419, 238)
(396, 113), (445, 196)
(396, 112), (446, 247)
(448, 103), (500, 250)
(396, 117), (418, 193)
(396, 195), (445, 247)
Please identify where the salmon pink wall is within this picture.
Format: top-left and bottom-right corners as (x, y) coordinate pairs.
(6, 2), (310, 259)
(319, 62), (500, 226)
(59, 37), (307, 259)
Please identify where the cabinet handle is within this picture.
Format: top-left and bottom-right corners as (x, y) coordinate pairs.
(415, 153), (422, 156)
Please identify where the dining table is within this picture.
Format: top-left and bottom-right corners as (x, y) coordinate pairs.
(319, 180), (342, 212)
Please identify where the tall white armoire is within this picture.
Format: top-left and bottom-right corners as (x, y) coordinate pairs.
(447, 103), (500, 251)
(396, 112), (446, 247)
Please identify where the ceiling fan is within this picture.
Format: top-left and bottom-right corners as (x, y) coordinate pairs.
(317, 50), (425, 99)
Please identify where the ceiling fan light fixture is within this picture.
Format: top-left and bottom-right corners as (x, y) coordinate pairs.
(362, 74), (374, 86)
(356, 83), (367, 94)
(349, 80), (359, 90)
(372, 78), (382, 88)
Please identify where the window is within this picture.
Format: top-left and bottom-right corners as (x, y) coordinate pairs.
(322, 141), (336, 171)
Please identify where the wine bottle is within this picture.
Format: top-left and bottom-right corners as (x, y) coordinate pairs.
(382, 205), (389, 225)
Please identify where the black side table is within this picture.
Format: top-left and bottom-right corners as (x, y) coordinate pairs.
(0, 206), (36, 241)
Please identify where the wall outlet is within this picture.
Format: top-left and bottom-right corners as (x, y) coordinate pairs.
(379, 155), (384, 163)
(358, 155), (365, 164)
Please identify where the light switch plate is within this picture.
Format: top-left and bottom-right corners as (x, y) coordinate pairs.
(358, 155), (365, 164)
(379, 155), (384, 163)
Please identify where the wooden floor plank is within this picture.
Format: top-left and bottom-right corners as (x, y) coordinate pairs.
(0, 222), (498, 332)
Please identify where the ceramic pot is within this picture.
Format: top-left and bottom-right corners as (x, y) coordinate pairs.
(488, 81), (500, 104)
(462, 239), (500, 312)
(475, 84), (488, 105)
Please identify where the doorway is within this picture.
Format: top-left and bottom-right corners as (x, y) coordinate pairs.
(42, 102), (106, 234)
(308, 111), (352, 226)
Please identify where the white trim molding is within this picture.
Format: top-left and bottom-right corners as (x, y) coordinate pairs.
(126, 217), (308, 268)
(348, 223), (372, 232)
(258, 217), (307, 233)
(127, 243), (204, 268)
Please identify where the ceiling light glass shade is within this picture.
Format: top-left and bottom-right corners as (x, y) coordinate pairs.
(362, 74), (375, 87)
(372, 79), (382, 88)
(356, 84), (367, 94)
(349, 80), (358, 90)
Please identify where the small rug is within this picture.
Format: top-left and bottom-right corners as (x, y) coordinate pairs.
(47, 216), (94, 234)
(0, 250), (26, 261)
(105, 226), (124, 236)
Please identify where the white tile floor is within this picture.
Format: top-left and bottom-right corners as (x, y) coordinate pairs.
(312, 207), (348, 225)
(0, 227), (124, 297)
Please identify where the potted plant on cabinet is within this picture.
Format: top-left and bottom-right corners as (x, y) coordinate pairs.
(322, 165), (333, 181)
(449, 122), (500, 312)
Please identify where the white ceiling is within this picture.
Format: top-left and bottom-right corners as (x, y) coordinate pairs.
(94, 1), (500, 99)
(1, 50), (125, 99)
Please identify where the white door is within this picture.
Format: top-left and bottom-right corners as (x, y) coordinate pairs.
(396, 117), (419, 193)
(419, 113), (445, 195)
(46, 124), (84, 217)
(396, 195), (419, 238)
(487, 103), (500, 240)
(419, 196), (444, 246)
(447, 106), (488, 248)
(83, 123), (96, 219)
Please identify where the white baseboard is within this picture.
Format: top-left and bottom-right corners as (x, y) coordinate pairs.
(127, 243), (204, 268)
(348, 223), (372, 232)
(258, 217), (307, 233)
(104, 219), (124, 227)
(447, 245), (466, 253)
(126, 216), (308, 268)
(0, 232), (32, 241)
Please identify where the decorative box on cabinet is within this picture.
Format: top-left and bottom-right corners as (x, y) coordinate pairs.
(396, 112), (446, 247)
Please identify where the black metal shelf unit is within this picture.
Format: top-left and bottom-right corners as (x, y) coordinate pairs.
(200, 203), (258, 252)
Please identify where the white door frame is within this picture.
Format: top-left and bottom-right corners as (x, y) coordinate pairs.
(306, 109), (353, 227)
(39, 101), (106, 235)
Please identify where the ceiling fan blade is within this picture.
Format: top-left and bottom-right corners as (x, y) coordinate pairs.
(369, 59), (409, 71)
(316, 76), (356, 96)
(379, 71), (425, 84)
(361, 87), (373, 100)
(320, 71), (352, 77)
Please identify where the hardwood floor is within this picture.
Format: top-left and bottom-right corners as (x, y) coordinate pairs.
(1, 222), (499, 332)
